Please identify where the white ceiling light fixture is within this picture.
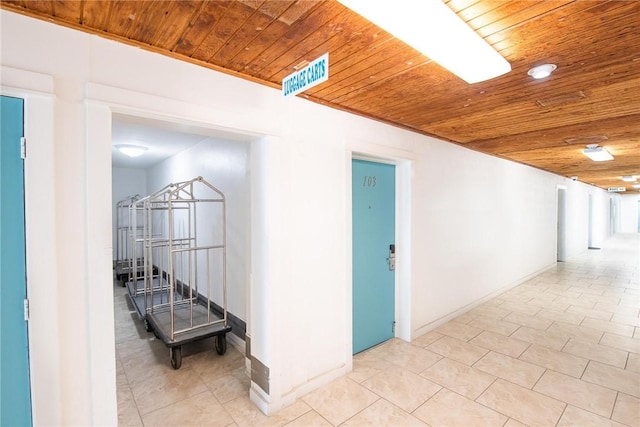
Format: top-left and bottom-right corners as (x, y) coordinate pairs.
(632, 184), (640, 189)
(583, 144), (613, 162)
(336, 0), (511, 84)
(115, 144), (148, 158)
(621, 176), (638, 182)
(527, 63), (557, 79)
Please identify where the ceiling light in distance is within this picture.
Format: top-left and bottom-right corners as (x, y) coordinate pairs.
(582, 144), (613, 162)
(632, 184), (640, 189)
(336, 0), (511, 84)
(528, 63), (557, 79)
(115, 144), (148, 158)
(621, 176), (637, 182)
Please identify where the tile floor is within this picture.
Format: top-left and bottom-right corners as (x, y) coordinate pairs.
(116, 233), (639, 426)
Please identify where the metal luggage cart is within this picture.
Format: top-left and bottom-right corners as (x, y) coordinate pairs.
(143, 177), (231, 369)
(126, 184), (178, 319)
(114, 194), (142, 283)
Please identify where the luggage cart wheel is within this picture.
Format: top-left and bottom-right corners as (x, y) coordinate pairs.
(144, 319), (152, 333)
(170, 347), (182, 369)
(214, 334), (227, 355)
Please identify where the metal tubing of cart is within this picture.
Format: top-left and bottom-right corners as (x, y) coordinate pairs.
(140, 176), (230, 369)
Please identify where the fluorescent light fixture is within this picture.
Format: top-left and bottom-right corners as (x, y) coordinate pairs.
(632, 184), (640, 189)
(528, 63), (557, 79)
(337, 0), (511, 83)
(621, 175), (637, 182)
(582, 144), (613, 162)
(115, 144), (148, 158)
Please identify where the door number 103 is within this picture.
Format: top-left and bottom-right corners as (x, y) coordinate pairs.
(362, 176), (377, 187)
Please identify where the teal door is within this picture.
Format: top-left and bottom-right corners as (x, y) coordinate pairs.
(1, 96), (32, 426)
(352, 159), (395, 354)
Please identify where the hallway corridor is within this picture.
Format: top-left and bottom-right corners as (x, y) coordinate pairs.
(116, 234), (639, 426)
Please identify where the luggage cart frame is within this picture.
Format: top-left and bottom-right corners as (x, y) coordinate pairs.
(114, 194), (142, 282)
(144, 176), (231, 369)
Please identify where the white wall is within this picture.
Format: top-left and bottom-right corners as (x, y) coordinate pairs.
(145, 138), (250, 321)
(621, 194), (640, 233)
(0, 10), (615, 424)
(111, 167), (147, 259)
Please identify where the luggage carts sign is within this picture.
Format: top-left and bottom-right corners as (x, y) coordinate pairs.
(282, 53), (329, 97)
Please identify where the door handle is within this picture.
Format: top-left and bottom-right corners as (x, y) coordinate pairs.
(386, 244), (396, 271)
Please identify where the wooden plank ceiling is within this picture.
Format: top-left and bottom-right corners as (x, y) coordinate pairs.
(3, 0), (639, 193)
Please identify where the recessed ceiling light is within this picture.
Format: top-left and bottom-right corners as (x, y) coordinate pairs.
(621, 176), (638, 182)
(632, 184), (640, 189)
(582, 144), (613, 162)
(115, 144), (148, 158)
(528, 63), (557, 79)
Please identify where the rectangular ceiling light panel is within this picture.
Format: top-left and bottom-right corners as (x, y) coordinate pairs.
(337, 0), (511, 83)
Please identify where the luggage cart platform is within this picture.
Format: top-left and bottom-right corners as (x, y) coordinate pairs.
(146, 303), (232, 369)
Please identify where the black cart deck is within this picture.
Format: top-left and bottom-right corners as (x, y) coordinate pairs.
(146, 303), (231, 348)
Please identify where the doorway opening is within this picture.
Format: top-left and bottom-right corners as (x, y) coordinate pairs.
(110, 112), (255, 420)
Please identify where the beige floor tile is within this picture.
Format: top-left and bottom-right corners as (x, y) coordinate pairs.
(225, 395), (311, 427)
(519, 344), (588, 378)
(121, 350), (178, 388)
(595, 303), (639, 317)
(567, 305), (613, 321)
(601, 332), (640, 354)
(499, 300), (542, 316)
(426, 335), (489, 365)
(141, 390), (234, 426)
(612, 393), (640, 426)
(206, 367), (250, 404)
(474, 351), (545, 388)
(190, 347), (246, 383)
(373, 339), (442, 373)
(582, 317), (636, 337)
(558, 405), (626, 427)
(611, 313), (640, 327)
(529, 298), (571, 311)
(563, 338), (628, 368)
(469, 330), (531, 357)
(414, 388), (507, 427)
(511, 325), (569, 351)
(568, 286), (604, 296)
(301, 376), (379, 426)
(537, 308), (585, 326)
(469, 315), (520, 336)
(583, 361), (640, 398)
(361, 366), (441, 413)
(627, 353), (640, 373)
(469, 304), (512, 320)
(581, 294), (625, 306)
(284, 410), (332, 427)
(421, 357), (496, 400)
(503, 311), (552, 330)
(130, 366), (209, 415)
(503, 418), (529, 427)
(411, 330), (444, 347)
(452, 311), (481, 325)
(534, 370), (617, 417)
(348, 351), (393, 383)
(117, 386), (143, 427)
(477, 379), (566, 427)
(547, 321), (603, 344)
(435, 321), (483, 341)
(342, 399), (426, 426)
